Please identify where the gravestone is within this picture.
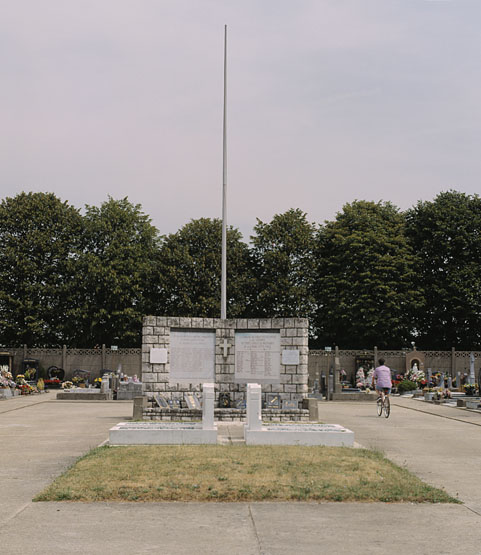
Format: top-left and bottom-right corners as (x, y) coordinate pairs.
(47, 366), (65, 380)
(100, 375), (110, 394)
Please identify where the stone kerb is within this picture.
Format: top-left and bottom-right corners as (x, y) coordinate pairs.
(141, 316), (309, 411)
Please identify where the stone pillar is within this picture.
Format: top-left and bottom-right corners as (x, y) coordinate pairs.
(202, 383), (215, 430)
(447, 376), (453, 389)
(451, 347), (456, 376)
(101, 376), (110, 394)
(303, 398), (320, 421)
(427, 368), (432, 385)
(133, 396), (147, 421)
(101, 344), (106, 372)
(456, 371), (461, 391)
(246, 383), (262, 431)
(334, 346), (341, 393)
(328, 369), (333, 401)
(62, 345), (67, 372)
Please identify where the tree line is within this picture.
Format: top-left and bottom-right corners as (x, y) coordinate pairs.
(0, 190), (480, 350)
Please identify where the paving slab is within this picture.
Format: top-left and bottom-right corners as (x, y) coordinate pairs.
(318, 397), (481, 510)
(1, 394), (481, 554)
(1, 502), (480, 555)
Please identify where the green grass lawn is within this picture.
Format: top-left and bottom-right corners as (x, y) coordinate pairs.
(34, 445), (459, 503)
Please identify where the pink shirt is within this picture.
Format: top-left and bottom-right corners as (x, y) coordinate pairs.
(373, 365), (392, 388)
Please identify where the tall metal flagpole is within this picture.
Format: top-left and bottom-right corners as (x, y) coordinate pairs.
(221, 25), (227, 319)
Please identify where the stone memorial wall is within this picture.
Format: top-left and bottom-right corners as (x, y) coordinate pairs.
(141, 317), (309, 407)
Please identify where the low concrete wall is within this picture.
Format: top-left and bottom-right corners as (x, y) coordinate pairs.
(56, 392), (112, 400)
(331, 392), (377, 402)
(142, 407), (310, 422)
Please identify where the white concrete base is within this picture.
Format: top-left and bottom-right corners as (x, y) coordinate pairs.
(0, 388), (14, 399)
(109, 422), (218, 445)
(244, 423), (354, 446)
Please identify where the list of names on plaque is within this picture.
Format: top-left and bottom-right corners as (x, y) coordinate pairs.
(170, 330), (215, 383)
(234, 332), (281, 384)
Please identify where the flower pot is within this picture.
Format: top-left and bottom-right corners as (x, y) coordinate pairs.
(424, 393), (434, 401)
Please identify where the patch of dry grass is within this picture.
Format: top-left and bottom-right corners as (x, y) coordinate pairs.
(34, 445), (458, 503)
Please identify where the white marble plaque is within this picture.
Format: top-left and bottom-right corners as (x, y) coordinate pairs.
(170, 331), (215, 383)
(235, 332), (281, 384)
(282, 349), (300, 365)
(150, 348), (168, 364)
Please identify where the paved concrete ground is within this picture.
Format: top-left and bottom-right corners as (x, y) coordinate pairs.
(1, 394), (481, 554)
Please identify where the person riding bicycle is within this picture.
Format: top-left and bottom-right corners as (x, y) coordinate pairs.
(372, 358), (392, 401)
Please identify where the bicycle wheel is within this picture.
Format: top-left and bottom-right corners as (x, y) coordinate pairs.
(383, 396), (390, 418)
(377, 397), (383, 416)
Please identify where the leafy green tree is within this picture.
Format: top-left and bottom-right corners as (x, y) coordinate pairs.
(405, 191), (481, 349)
(0, 192), (84, 346)
(77, 197), (161, 347)
(157, 218), (254, 317)
(250, 209), (317, 318)
(315, 201), (420, 349)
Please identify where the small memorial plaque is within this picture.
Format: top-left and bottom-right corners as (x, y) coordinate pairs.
(168, 398), (181, 409)
(235, 398), (246, 409)
(150, 348), (168, 364)
(154, 394), (169, 408)
(266, 393), (281, 408)
(235, 331), (281, 384)
(184, 393), (201, 410)
(282, 349), (300, 365)
(282, 400), (298, 410)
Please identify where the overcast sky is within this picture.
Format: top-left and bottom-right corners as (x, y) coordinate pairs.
(1, 0), (480, 241)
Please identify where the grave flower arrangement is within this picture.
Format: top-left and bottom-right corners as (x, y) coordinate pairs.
(62, 381), (74, 389)
(72, 376), (85, 385)
(1, 369), (15, 389)
(397, 379), (418, 394)
(15, 374), (35, 395)
(464, 383), (477, 396)
(406, 367), (425, 388)
(94, 377), (102, 388)
(24, 368), (36, 381)
(44, 378), (61, 388)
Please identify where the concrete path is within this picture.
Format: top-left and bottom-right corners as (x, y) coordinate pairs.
(319, 396), (481, 511)
(1, 394), (481, 554)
